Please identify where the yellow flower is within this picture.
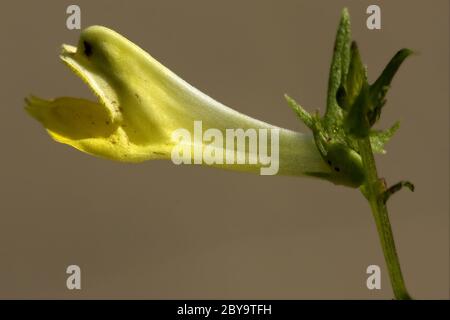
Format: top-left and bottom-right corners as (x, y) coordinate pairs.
(25, 26), (336, 179)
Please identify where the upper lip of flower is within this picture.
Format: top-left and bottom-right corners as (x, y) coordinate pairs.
(58, 44), (120, 124)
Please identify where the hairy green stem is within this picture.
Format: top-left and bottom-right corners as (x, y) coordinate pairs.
(358, 137), (412, 300)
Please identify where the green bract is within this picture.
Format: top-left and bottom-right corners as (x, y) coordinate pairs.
(285, 8), (411, 187)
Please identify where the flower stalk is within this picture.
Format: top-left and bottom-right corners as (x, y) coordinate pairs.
(358, 137), (412, 300)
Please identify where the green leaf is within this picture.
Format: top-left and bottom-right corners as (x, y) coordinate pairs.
(370, 121), (400, 154)
(381, 180), (415, 204)
(284, 94), (314, 129)
(324, 8), (351, 128)
(368, 49), (413, 125)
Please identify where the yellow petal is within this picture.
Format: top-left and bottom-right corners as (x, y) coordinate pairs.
(26, 26), (333, 178)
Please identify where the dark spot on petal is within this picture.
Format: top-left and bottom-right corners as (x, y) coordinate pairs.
(83, 41), (93, 57)
(327, 160), (332, 166)
(334, 167), (340, 172)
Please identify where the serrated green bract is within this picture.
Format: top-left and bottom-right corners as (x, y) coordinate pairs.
(324, 8), (351, 129)
(369, 121), (400, 154)
(285, 8), (411, 188)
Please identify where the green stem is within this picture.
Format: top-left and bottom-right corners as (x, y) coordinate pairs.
(358, 137), (412, 300)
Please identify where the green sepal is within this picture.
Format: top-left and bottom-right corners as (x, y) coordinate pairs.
(337, 41), (367, 111)
(344, 81), (371, 138)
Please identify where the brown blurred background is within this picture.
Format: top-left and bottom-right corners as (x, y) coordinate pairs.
(0, 0), (448, 299)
